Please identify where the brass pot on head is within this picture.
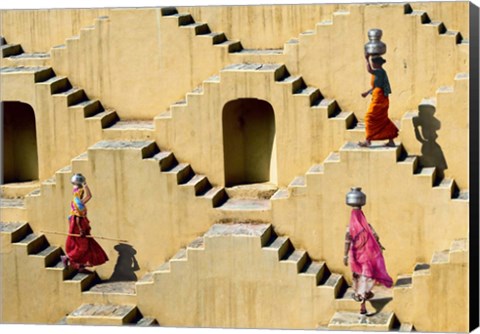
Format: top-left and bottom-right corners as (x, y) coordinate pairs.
(346, 187), (366, 208)
(365, 29), (386, 56)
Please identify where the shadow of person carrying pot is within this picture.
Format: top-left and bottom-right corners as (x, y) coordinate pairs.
(412, 104), (448, 180)
(108, 243), (140, 282)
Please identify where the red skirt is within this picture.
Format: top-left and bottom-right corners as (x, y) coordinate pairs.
(66, 215), (108, 269)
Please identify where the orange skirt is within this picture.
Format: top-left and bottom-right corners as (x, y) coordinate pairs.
(365, 88), (398, 141)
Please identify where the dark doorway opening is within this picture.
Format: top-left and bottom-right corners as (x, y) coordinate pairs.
(2, 101), (39, 183)
(222, 98), (276, 187)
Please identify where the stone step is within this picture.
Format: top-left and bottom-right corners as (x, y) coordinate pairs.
(335, 285), (393, 313)
(394, 275), (413, 289)
(135, 317), (158, 326)
(0, 221), (30, 243)
(66, 271), (100, 292)
(4, 52), (51, 66)
(0, 66), (54, 82)
(31, 245), (63, 267)
(181, 174), (211, 195)
(224, 183), (278, 200)
(36, 75), (70, 94)
(322, 273), (346, 296)
(102, 120), (155, 140)
(270, 188), (290, 200)
(299, 260), (327, 285)
(201, 186), (228, 207)
(216, 198), (271, 212)
(86, 281), (136, 296)
(281, 249), (308, 273)
(90, 140), (158, 159)
(1, 43), (23, 57)
(263, 236), (291, 260)
(164, 162), (194, 184)
(66, 303), (139, 326)
(311, 98), (339, 118)
(53, 87), (87, 106)
(328, 311), (396, 331)
(14, 232), (48, 255)
(86, 110), (119, 128)
(70, 99), (104, 118)
(1, 180), (41, 198)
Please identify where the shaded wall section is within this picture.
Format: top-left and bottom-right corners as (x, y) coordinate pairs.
(2, 101), (39, 183)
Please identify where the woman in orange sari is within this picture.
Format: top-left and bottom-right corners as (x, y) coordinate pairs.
(359, 54), (398, 147)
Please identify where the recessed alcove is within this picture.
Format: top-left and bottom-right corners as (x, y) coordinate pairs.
(2, 101), (39, 183)
(222, 98), (277, 187)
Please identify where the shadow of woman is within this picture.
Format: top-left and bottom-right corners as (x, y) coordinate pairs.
(108, 243), (140, 282)
(412, 104), (448, 180)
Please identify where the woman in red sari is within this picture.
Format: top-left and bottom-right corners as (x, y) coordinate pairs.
(344, 207), (393, 314)
(359, 54), (398, 147)
(61, 174), (108, 274)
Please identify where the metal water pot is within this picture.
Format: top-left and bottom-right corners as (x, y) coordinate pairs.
(71, 173), (86, 186)
(346, 187), (366, 207)
(364, 29), (386, 56)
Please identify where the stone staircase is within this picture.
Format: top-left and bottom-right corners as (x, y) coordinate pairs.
(161, 7), (243, 53)
(0, 221), (100, 291)
(136, 223), (348, 328)
(1, 36), (50, 66)
(403, 4), (469, 46)
(282, 141), (467, 204)
(0, 66), (119, 136)
(394, 238), (468, 293)
(392, 238), (468, 331)
(0, 221), (157, 326)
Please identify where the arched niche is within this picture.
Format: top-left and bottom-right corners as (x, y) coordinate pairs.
(2, 101), (39, 183)
(222, 98), (277, 187)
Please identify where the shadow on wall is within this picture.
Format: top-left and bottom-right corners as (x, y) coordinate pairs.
(412, 104), (448, 180)
(108, 243), (140, 282)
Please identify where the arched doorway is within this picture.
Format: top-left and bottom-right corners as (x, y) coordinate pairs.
(2, 101), (39, 183)
(222, 98), (276, 187)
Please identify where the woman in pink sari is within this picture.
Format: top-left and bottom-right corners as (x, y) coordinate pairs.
(344, 208), (393, 314)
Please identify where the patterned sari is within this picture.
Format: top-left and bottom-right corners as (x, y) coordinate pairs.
(65, 186), (108, 269)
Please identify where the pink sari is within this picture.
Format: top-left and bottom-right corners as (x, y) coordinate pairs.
(348, 209), (393, 288)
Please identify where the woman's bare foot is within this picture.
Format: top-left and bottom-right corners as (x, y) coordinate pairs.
(358, 140), (371, 147)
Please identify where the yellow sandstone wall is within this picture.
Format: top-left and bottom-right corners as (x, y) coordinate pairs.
(0, 9), (111, 52)
(0, 2), (471, 332)
(1, 3), (469, 122)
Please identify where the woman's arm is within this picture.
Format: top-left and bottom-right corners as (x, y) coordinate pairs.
(361, 88), (373, 98)
(365, 54), (374, 74)
(82, 183), (92, 204)
(344, 229), (351, 266)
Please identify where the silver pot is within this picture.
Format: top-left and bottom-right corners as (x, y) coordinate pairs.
(346, 187), (366, 207)
(71, 173), (86, 186)
(365, 29), (386, 56)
